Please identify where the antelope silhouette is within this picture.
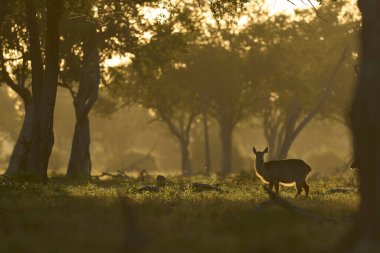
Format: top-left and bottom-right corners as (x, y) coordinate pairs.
(252, 147), (311, 197)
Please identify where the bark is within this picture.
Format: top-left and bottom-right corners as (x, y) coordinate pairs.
(25, 0), (63, 179)
(5, 102), (33, 175)
(66, 25), (99, 178)
(220, 120), (233, 176)
(203, 111), (211, 175)
(338, 0), (380, 252)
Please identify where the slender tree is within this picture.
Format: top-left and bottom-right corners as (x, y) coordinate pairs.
(60, 0), (149, 178)
(0, 0), (34, 175)
(65, 24), (100, 178)
(108, 5), (201, 176)
(202, 96), (211, 175)
(186, 46), (266, 175)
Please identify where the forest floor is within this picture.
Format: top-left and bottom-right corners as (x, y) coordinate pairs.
(0, 171), (358, 253)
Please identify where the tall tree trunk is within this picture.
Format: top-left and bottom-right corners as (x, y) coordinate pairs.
(66, 25), (99, 178)
(339, 0), (380, 252)
(203, 111), (211, 175)
(26, 0), (63, 179)
(5, 102), (33, 175)
(180, 138), (191, 176)
(220, 120), (233, 176)
(276, 136), (294, 160)
(67, 115), (92, 177)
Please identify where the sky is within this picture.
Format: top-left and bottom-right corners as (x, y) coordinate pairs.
(266, 0), (320, 15)
(105, 0), (320, 68)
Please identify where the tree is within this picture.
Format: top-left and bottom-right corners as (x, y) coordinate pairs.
(0, 0), (64, 178)
(201, 96), (212, 175)
(110, 65), (200, 176)
(0, 0), (35, 175)
(185, 46), (266, 175)
(340, 0), (380, 251)
(63, 22), (100, 178)
(108, 6), (202, 176)
(240, 5), (358, 160)
(24, 0), (64, 179)
(59, 0), (153, 178)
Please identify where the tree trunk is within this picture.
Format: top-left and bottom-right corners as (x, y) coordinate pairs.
(67, 115), (92, 177)
(220, 120), (233, 176)
(66, 24), (99, 178)
(203, 111), (211, 175)
(180, 139), (191, 176)
(26, 0), (63, 179)
(5, 102), (33, 175)
(277, 136), (294, 160)
(338, 1), (380, 252)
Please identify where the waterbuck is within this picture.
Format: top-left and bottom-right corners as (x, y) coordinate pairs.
(252, 147), (311, 197)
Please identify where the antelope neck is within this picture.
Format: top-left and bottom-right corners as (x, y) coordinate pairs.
(256, 160), (266, 175)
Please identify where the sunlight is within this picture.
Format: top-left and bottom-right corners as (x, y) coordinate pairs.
(105, 54), (133, 68)
(141, 5), (170, 24)
(104, 0), (356, 67)
(266, 0), (320, 15)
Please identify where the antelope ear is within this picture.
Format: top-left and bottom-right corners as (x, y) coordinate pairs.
(263, 147), (269, 153)
(252, 147), (257, 154)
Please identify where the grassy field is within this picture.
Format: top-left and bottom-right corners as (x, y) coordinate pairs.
(0, 172), (358, 253)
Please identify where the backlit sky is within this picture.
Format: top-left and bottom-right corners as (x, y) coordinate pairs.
(105, 0), (320, 67)
(266, 0), (320, 15)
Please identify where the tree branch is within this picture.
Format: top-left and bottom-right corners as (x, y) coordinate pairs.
(121, 142), (158, 171)
(161, 113), (183, 140)
(0, 46), (32, 103)
(58, 82), (77, 99)
(292, 48), (347, 139)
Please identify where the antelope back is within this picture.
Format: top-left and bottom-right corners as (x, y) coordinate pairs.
(265, 159), (311, 183)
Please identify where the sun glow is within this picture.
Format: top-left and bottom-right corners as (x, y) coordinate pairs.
(266, 0), (321, 16)
(105, 54), (133, 68)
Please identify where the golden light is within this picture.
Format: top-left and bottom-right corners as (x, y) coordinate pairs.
(266, 0), (320, 15)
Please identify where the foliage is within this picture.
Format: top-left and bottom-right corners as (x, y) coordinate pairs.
(232, 2), (360, 159)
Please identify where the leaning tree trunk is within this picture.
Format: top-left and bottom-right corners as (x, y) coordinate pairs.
(339, 1), (380, 252)
(66, 25), (99, 178)
(1, 36), (34, 175)
(220, 120), (233, 176)
(67, 115), (92, 178)
(6, 102), (33, 175)
(26, 0), (63, 179)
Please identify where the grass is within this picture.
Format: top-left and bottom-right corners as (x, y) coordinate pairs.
(0, 171), (359, 253)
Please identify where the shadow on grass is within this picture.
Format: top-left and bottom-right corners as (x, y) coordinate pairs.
(0, 176), (354, 253)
